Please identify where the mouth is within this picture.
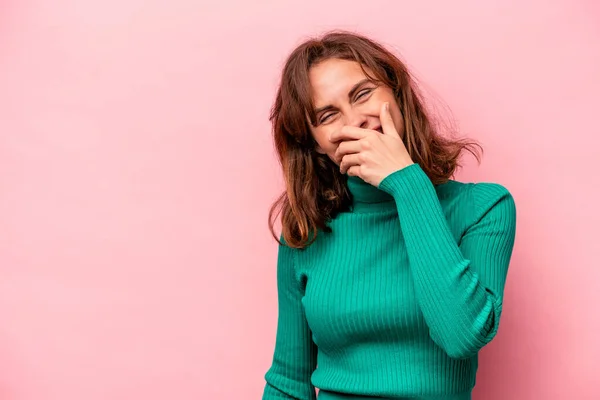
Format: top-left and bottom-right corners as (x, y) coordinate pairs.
(373, 125), (383, 134)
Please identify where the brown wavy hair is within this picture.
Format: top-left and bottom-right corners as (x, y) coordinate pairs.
(268, 30), (482, 249)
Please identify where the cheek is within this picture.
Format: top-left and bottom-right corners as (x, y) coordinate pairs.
(313, 129), (335, 152)
(393, 107), (405, 135)
(397, 115), (404, 135)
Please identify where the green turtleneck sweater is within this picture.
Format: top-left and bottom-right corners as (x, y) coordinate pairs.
(262, 163), (517, 400)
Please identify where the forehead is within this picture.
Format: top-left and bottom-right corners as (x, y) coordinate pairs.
(309, 59), (373, 106)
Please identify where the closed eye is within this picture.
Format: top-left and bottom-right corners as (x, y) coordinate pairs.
(355, 88), (372, 100)
(318, 88), (375, 124)
(320, 113), (334, 124)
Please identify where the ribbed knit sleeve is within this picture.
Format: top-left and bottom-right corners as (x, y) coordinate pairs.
(378, 163), (517, 360)
(262, 238), (318, 400)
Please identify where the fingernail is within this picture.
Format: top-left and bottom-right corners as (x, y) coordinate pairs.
(385, 102), (389, 111)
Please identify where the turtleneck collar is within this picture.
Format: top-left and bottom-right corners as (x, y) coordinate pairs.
(345, 174), (395, 213)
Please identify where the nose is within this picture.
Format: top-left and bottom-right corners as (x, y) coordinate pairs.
(346, 112), (369, 129)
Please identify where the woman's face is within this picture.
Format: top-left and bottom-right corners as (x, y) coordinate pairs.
(307, 58), (404, 165)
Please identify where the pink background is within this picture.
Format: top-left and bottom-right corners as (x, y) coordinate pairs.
(0, 0), (598, 399)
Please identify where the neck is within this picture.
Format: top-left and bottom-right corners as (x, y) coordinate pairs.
(346, 174), (395, 212)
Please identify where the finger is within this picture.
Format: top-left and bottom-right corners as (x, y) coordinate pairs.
(334, 140), (363, 163)
(380, 102), (399, 137)
(346, 165), (361, 177)
(329, 125), (370, 143)
(339, 153), (362, 174)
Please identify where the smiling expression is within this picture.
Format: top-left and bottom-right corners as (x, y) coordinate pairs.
(307, 58), (404, 165)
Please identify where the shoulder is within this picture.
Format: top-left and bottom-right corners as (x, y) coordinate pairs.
(469, 181), (515, 215)
(465, 181), (517, 230)
(276, 234), (298, 266)
(275, 234), (304, 287)
(437, 179), (516, 225)
(438, 178), (513, 206)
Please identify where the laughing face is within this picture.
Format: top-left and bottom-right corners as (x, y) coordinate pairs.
(307, 58), (405, 165)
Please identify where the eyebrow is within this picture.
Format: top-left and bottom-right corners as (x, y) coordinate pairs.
(313, 78), (373, 115)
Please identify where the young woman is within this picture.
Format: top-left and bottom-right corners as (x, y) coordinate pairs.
(261, 30), (517, 400)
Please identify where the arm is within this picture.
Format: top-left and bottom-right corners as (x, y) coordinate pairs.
(378, 163), (517, 359)
(262, 238), (318, 399)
